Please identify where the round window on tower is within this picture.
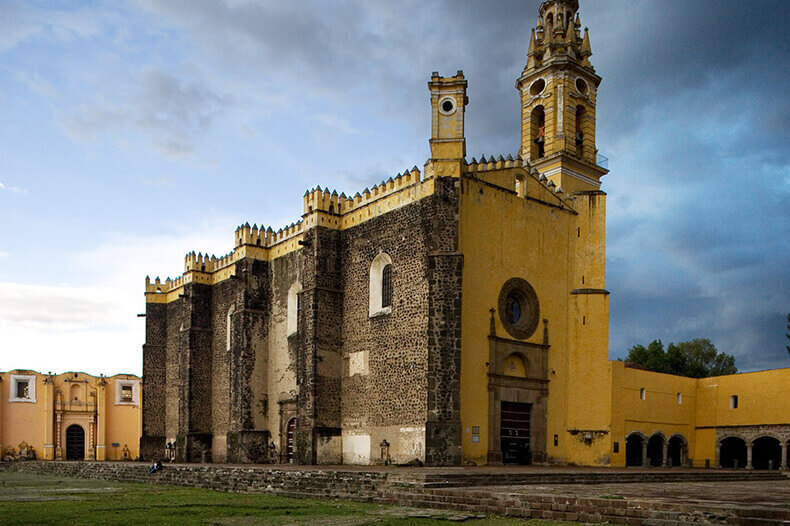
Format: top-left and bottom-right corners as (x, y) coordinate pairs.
(498, 278), (540, 340)
(529, 78), (546, 96)
(575, 77), (589, 95)
(438, 96), (457, 116)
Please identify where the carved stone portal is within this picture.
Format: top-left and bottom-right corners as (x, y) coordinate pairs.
(486, 332), (549, 465)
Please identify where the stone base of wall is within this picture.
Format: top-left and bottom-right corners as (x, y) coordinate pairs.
(140, 436), (165, 462)
(227, 431), (270, 464)
(2, 462), (788, 525)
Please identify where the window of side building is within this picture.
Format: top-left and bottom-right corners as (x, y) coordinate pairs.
(9, 374), (36, 403)
(115, 379), (139, 405)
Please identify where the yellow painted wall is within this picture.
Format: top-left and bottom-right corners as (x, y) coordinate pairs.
(695, 368), (790, 427)
(609, 364), (790, 467)
(103, 375), (143, 461)
(609, 362), (698, 466)
(0, 370), (141, 461)
(459, 175), (570, 464)
(694, 368), (790, 463)
(0, 372), (48, 459)
(458, 169), (611, 466)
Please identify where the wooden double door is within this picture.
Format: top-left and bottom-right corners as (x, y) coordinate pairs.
(500, 401), (531, 465)
(65, 424), (85, 460)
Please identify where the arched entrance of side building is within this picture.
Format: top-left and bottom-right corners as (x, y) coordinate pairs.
(719, 436), (747, 468)
(625, 432), (646, 467)
(667, 434), (687, 468)
(751, 436), (782, 470)
(646, 433), (665, 467)
(65, 424), (85, 460)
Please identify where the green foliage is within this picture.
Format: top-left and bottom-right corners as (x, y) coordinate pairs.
(786, 313), (789, 355)
(622, 338), (737, 378)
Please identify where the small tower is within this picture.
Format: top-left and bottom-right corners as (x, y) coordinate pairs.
(516, 0), (606, 193)
(427, 70), (468, 178)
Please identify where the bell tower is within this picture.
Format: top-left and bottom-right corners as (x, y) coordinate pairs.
(426, 70), (468, 178)
(516, 0), (607, 193)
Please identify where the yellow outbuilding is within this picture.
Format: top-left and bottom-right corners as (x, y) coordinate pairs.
(0, 370), (141, 461)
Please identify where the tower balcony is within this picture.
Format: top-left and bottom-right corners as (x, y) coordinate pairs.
(597, 153), (609, 170)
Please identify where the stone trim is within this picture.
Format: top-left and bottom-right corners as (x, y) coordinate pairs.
(497, 278), (540, 340)
(486, 334), (549, 465)
(570, 288), (609, 295)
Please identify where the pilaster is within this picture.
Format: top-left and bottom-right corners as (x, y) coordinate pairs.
(141, 301), (167, 461)
(295, 226), (343, 465)
(95, 379), (106, 460)
(43, 375), (54, 460)
(424, 178), (464, 466)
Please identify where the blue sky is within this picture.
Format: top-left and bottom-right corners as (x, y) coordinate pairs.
(1, 0), (788, 376)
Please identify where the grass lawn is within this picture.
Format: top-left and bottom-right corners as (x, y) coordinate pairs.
(0, 471), (598, 525)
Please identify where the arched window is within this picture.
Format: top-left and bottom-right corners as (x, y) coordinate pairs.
(503, 353), (527, 378)
(70, 383), (81, 402)
(515, 175), (525, 197)
(531, 105), (545, 161)
(369, 253), (393, 317)
(226, 305), (235, 351)
(575, 105), (586, 157)
(287, 282), (302, 336)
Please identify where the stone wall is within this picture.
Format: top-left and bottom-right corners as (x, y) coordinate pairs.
(141, 302), (166, 460)
(143, 177), (465, 466)
(3, 462), (787, 525)
(268, 251), (300, 459)
(424, 177), (463, 466)
(339, 196), (429, 464)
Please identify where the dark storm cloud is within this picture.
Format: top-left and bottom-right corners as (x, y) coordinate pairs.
(63, 68), (234, 158)
(130, 0), (789, 370)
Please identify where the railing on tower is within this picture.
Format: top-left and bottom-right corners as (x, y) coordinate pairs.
(597, 153), (609, 170)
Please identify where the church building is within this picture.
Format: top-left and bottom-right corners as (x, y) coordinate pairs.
(141, 0), (789, 469)
(1, 370), (141, 462)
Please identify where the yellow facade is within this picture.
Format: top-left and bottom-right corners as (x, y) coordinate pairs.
(455, 0), (789, 469)
(0, 370), (141, 461)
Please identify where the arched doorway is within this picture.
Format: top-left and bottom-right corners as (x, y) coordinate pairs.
(667, 435), (686, 467)
(647, 434), (664, 467)
(719, 436), (747, 468)
(625, 433), (644, 467)
(751, 436), (781, 470)
(65, 424), (85, 460)
(285, 418), (296, 463)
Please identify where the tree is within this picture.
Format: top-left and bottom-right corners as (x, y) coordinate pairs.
(786, 313), (790, 355)
(622, 338), (737, 378)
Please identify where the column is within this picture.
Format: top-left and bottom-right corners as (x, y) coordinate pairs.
(780, 442), (787, 471)
(43, 376), (54, 460)
(96, 381), (106, 461)
(87, 420), (96, 460)
(55, 413), (63, 460)
(662, 441), (668, 468)
(641, 441), (648, 468)
(746, 442), (753, 469)
(715, 442), (721, 468)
